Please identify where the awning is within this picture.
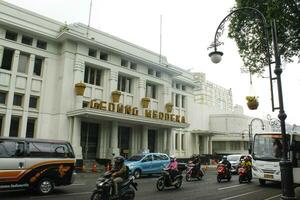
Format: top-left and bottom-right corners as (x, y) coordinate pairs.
(67, 108), (189, 128)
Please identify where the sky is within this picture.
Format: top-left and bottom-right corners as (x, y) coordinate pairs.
(4, 0), (300, 126)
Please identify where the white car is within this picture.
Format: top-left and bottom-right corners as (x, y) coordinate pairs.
(227, 154), (246, 174)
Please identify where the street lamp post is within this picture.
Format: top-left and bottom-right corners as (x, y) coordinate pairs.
(248, 118), (265, 154)
(208, 7), (295, 200)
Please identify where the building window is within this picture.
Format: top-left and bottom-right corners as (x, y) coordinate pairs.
(175, 133), (178, 150)
(1, 48), (14, 70)
(9, 117), (20, 137)
(130, 63), (137, 70)
(182, 95), (186, 108)
(21, 35), (33, 45)
(212, 141), (226, 151)
(18, 53), (29, 73)
(5, 30), (18, 41)
(82, 101), (89, 108)
(156, 71), (161, 78)
(230, 141), (240, 150)
(0, 91), (7, 104)
(146, 83), (156, 99)
(84, 65), (102, 86)
(121, 59), (129, 67)
(182, 85), (186, 91)
(0, 116), (2, 136)
(118, 75), (132, 93)
(36, 40), (47, 50)
(29, 96), (38, 109)
(33, 57), (43, 76)
(88, 48), (97, 57)
(100, 52), (108, 61)
(175, 94), (180, 107)
(148, 68), (154, 75)
(181, 134), (185, 150)
(26, 118), (35, 138)
(176, 83), (180, 89)
(13, 94), (23, 107)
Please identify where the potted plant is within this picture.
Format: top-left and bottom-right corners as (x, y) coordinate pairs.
(141, 97), (151, 108)
(111, 91), (121, 103)
(74, 82), (86, 96)
(246, 96), (259, 110)
(165, 103), (173, 113)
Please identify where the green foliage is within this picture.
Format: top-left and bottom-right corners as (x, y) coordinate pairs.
(228, 0), (300, 74)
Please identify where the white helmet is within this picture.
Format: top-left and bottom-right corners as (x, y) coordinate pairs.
(170, 155), (176, 160)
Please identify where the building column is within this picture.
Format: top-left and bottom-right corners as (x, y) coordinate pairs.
(163, 129), (168, 153)
(73, 56), (85, 109)
(109, 121), (119, 157)
(208, 136), (213, 154)
(71, 117), (82, 159)
(141, 126), (149, 153)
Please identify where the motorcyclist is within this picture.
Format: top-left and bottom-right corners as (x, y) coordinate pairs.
(166, 155), (178, 181)
(111, 156), (128, 198)
(241, 155), (252, 178)
(220, 156), (231, 175)
(191, 155), (202, 175)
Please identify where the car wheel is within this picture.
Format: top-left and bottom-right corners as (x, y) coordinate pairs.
(259, 179), (266, 186)
(37, 178), (54, 195)
(133, 169), (141, 179)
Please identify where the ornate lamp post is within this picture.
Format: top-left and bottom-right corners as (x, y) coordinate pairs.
(208, 7), (295, 200)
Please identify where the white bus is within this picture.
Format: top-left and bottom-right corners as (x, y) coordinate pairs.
(251, 132), (300, 185)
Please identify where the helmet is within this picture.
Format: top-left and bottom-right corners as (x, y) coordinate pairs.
(170, 155), (176, 161)
(222, 156), (227, 161)
(114, 156), (125, 165)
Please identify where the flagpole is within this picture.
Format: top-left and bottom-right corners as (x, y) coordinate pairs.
(159, 15), (162, 64)
(86, 0), (93, 37)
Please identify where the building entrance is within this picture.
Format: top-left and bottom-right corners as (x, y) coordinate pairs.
(80, 122), (99, 160)
(118, 126), (131, 158)
(148, 129), (156, 153)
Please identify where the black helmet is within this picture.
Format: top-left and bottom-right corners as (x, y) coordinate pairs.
(114, 156), (125, 165)
(222, 156), (227, 161)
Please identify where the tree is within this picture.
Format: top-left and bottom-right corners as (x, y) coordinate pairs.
(228, 0), (300, 75)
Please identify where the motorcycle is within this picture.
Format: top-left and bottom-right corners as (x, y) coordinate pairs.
(156, 168), (183, 191)
(238, 166), (252, 183)
(217, 164), (231, 183)
(90, 171), (138, 200)
(185, 161), (204, 181)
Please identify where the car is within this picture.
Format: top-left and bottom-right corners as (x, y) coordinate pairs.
(226, 154), (246, 174)
(125, 153), (170, 178)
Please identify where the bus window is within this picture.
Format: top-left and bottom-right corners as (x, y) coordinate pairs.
(0, 140), (17, 158)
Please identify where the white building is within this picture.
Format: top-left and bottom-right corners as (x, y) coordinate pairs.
(0, 1), (269, 165)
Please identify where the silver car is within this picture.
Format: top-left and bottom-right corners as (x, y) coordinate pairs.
(227, 154), (246, 174)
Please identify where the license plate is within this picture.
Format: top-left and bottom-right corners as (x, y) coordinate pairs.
(264, 174), (274, 179)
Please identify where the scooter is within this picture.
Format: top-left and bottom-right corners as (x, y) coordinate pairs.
(90, 171), (138, 200)
(185, 161), (204, 181)
(156, 168), (183, 191)
(238, 166), (252, 183)
(217, 164), (231, 183)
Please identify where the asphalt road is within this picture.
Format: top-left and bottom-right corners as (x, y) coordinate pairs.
(1, 169), (299, 200)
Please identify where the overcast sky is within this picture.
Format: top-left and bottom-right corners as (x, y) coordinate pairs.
(4, 0), (300, 126)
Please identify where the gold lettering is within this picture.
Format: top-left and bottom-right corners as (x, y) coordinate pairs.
(176, 115), (180, 122)
(132, 107), (139, 116)
(165, 113), (170, 121)
(90, 99), (96, 108)
(94, 102), (100, 109)
(159, 112), (164, 120)
(181, 116), (186, 123)
(100, 101), (107, 110)
(108, 103), (115, 112)
(125, 105), (132, 114)
(117, 104), (124, 113)
(170, 114), (175, 122)
(153, 110), (158, 119)
(145, 110), (152, 118)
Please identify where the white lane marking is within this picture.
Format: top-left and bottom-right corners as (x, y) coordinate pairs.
(218, 184), (245, 190)
(30, 191), (92, 199)
(264, 194), (281, 200)
(220, 189), (263, 200)
(68, 183), (86, 186)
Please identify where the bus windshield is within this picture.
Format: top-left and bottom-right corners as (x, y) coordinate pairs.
(253, 134), (286, 161)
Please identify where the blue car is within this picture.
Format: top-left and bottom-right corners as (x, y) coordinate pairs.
(125, 153), (170, 178)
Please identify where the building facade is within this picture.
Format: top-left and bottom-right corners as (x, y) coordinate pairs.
(0, 1), (269, 164)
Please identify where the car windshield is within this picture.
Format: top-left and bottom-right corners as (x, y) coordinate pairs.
(227, 155), (241, 161)
(253, 134), (287, 161)
(127, 155), (144, 161)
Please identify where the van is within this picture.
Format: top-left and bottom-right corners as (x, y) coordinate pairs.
(0, 137), (76, 194)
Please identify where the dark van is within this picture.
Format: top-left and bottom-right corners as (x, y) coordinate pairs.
(0, 137), (76, 194)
